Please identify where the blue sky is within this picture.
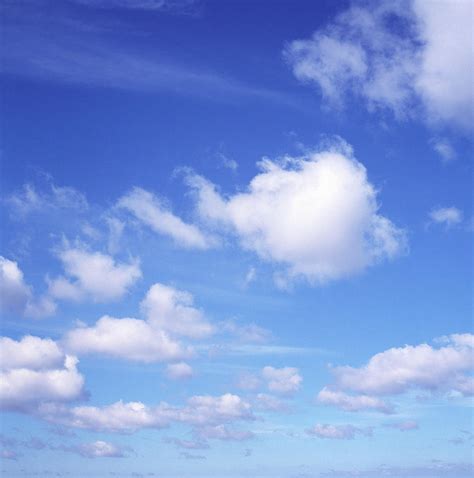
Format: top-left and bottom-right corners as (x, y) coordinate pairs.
(0, 1), (473, 477)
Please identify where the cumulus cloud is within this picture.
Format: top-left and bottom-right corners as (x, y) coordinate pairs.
(63, 282), (215, 363)
(429, 207), (463, 227)
(187, 145), (406, 284)
(318, 334), (474, 413)
(165, 362), (193, 380)
(40, 393), (254, 433)
(141, 283), (214, 339)
(63, 315), (190, 363)
(48, 246), (141, 302)
(118, 187), (214, 249)
(306, 423), (373, 440)
(0, 257), (56, 319)
(331, 335), (474, 396)
(284, 0), (473, 131)
(0, 336), (63, 371)
(261, 366), (302, 395)
(0, 336), (85, 412)
(62, 440), (127, 458)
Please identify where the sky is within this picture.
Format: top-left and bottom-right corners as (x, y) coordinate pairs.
(0, 0), (473, 477)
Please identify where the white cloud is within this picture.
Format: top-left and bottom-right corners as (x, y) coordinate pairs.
(49, 246), (141, 302)
(73, 0), (198, 13)
(0, 257), (56, 319)
(430, 138), (457, 163)
(0, 336), (63, 371)
(65, 440), (126, 458)
(40, 393), (254, 433)
(385, 420), (419, 432)
(187, 146), (406, 284)
(141, 283), (214, 339)
(317, 387), (393, 414)
(413, 0), (473, 130)
(306, 423), (373, 440)
(7, 183), (88, 217)
(0, 257), (31, 315)
(318, 334), (474, 413)
(0, 336), (85, 412)
(220, 320), (272, 344)
(284, 1), (473, 131)
(166, 362), (193, 380)
(254, 393), (288, 412)
(63, 282), (216, 363)
(118, 187), (214, 249)
(243, 266), (257, 286)
(429, 207), (463, 227)
(261, 366), (302, 395)
(196, 424), (253, 441)
(63, 315), (190, 363)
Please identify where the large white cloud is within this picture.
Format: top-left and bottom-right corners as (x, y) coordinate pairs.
(118, 187), (215, 249)
(284, 0), (473, 131)
(331, 335), (474, 396)
(0, 257), (56, 319)
(0, 336), (85, 412)
(48, 246), (141, 302)
(317, 333), (474, 413)
(187, 146), (406, 284)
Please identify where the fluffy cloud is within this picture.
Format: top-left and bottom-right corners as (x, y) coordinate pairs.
(187, 146), (405, 284)
(0, 336), (63, 371)
(141, 283), (214, 339)
(0, 336), (85, 412)
(318, 334), (474, 413)
(429, 207), (463, 227)
(63, 282), (214, 363)
(63, 316), (190, 363)
(261, 366), (302, 395)
(284, 1), (473, 130)
(165, 362), (193, 380)
(40, 393), (254, 433)
(331, 335), (474, 396)
(306, 423), (373, 440)
(0, 257), (56, 319)
(118, 187), (214, 249)
(63, 440), (126, 458)
(48, 246), (141, 302)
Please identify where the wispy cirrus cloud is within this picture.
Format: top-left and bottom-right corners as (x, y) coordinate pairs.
(1, 1), (297, 107)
